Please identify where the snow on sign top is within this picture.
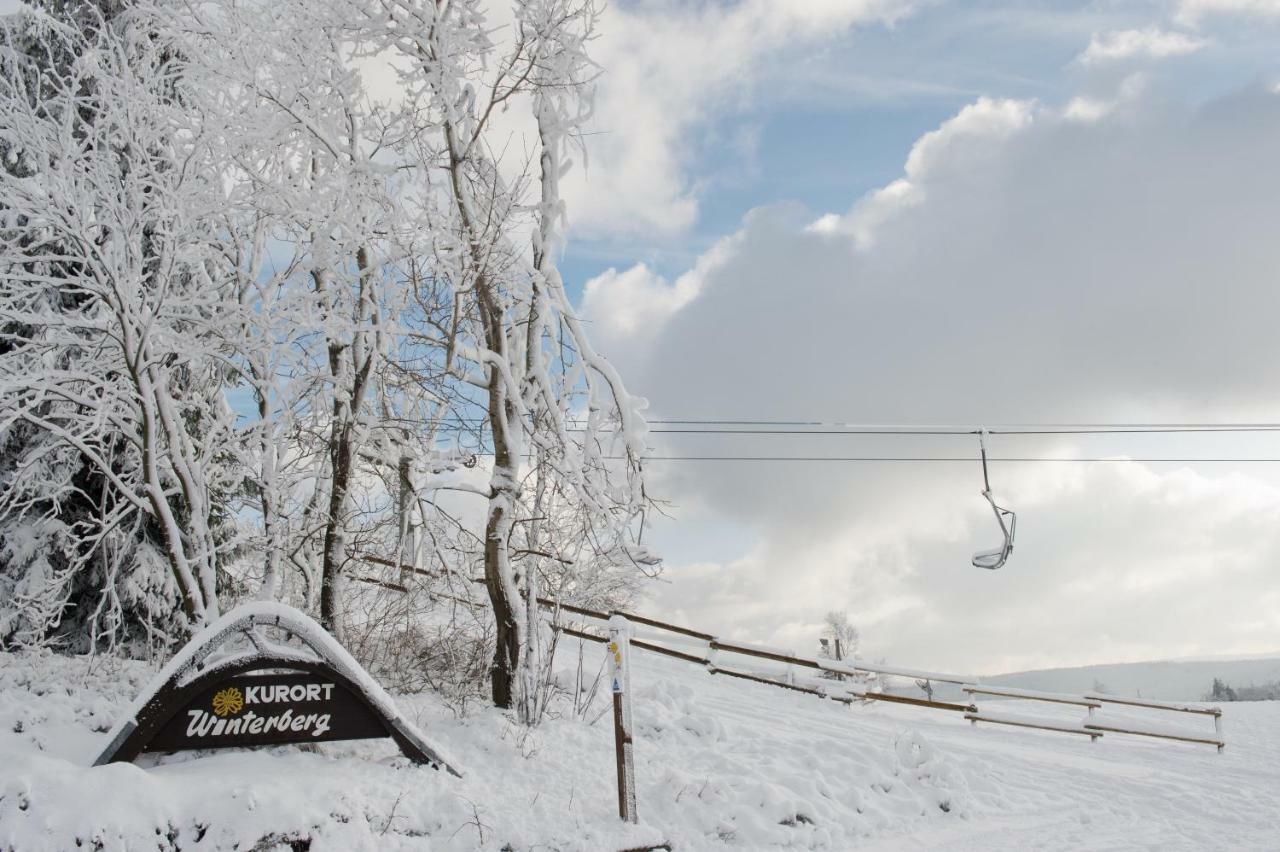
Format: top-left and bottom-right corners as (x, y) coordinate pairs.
(93, 602), (461, 776)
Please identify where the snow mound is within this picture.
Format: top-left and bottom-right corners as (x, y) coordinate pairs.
(0, 643), (975, 850)
(5, 640), (1277, 849)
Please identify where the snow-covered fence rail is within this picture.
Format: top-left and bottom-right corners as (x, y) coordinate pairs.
(963, 686), (1104, 741)
(965, 685), (1102, 706)
(351, 555), (1226, 752)
(962, 685), (1224, 751)
(544, 607), (977, 714)
(575, 608), (1225, 751)
(1082, 694), (1224, 751)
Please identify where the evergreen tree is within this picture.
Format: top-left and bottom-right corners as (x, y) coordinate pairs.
(1209, 678), (1238, 702)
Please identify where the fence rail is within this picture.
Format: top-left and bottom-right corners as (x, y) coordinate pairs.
(964, 685), (1101, 708)
(964, 711), (1103, 741)
(352, 555), (1225, 752)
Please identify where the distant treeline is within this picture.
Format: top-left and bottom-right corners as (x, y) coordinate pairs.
(1206, 677), (1280, 702)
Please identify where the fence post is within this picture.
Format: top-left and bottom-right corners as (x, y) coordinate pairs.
(1215, 712), (1224, 753)
(608, 614), (638, 823)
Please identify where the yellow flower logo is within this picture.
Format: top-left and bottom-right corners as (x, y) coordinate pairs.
(211, 686), (244, 717)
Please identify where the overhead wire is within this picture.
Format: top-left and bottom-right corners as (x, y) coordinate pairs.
(415, 416), (1280, 464)
(612, 456), (1280, 463)
(423, 417), (1280, 436)
(636, 427), (1280, 436)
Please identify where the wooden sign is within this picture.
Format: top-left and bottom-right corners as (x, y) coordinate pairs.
(94, 603), (460, 776)
(144, 673), (390, 753)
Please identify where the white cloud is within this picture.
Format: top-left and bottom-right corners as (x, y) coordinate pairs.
(580, 265), (696, 341)
(580, 228), (742, 359)
(646, 459), (1280, 674)
(1062, 74), (1148, 123)
(849, 97), (1032, 245)
(587, 80), (1280, 672)
(1062, 97), (1112, 122)
(803, 97), (1033, 246)
(1077, 28), (1207, 64)
(563, 0), (918, 239)
(1178, 0), (1280, 25)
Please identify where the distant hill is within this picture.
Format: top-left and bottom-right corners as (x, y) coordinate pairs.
(916, 654), (1280, 702)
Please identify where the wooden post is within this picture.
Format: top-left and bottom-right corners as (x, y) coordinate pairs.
(1215, 712), (1224, 753)
(608, 614), (637, 823)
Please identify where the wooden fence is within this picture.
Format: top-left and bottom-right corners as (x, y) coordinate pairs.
(353, 557), (1225, 752)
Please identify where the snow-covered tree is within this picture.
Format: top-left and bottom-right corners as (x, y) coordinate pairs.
(170, 0), (476, 643)
(1, 0), (658, 709)
(820, 610), (859, 662)
(0, 2), (236, 645)
(377, 0), (655, 712)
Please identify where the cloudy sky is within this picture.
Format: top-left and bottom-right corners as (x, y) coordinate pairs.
(557, 0), (1280, 675)
(7, 0), (1278, 676)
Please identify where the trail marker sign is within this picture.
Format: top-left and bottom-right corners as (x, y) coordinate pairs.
(608, 614), (637, 823)
(94, 603), (459, 776)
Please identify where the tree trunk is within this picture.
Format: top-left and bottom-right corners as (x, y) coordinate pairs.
(317, 247), (375, 642)
(319, 417), (353, 639)
(316, 258), (350, 639)
(397, 453), (414, 586)
(485, 363), (521, 708)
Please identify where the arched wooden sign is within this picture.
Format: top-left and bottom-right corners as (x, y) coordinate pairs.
(94, 602), (460, 777)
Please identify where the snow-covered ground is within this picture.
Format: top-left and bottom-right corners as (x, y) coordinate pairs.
(2, 642), (1275, 850)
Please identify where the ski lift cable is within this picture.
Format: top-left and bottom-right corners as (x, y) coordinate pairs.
(616, 456), (1280, 463)
(635, 427), (1280, 435)
(642, 421), (1280, 432)
(423, 418), (1280, 436)
(453, 453), (1280, 463)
